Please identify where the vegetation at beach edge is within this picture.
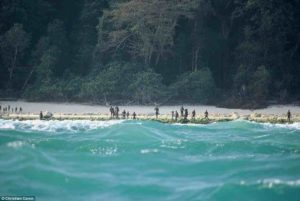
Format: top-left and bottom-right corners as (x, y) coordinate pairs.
(0, 0), (300, 108)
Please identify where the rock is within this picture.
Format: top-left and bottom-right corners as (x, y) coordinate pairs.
(250, 113), (261, 118)
(44, 112), (53, 119)
(231, 112), (240, 119)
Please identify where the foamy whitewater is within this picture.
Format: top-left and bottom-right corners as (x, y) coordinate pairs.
(0, 119), (300, 201)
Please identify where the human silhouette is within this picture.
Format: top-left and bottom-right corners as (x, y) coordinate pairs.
(204, 110), (208, 119)
(175, 111), (179, 121)
(154, 106), (159, 119)
(287, 110), (291, 122)
(133, 112), (136, 119)
(180, 106), (184, 117)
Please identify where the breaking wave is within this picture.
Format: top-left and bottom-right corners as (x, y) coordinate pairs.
(0, 119), (124, 133)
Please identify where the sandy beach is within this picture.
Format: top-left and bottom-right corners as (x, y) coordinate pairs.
(1, 100), (300, 115)
(0, 100), (300, 123)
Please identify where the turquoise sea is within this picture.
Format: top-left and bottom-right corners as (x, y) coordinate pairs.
(0, 119), (300, 201)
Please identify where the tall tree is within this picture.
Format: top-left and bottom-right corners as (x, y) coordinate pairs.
(73, 0), (108, 74)
(0, 23), (30, 88)
(98, 0), (198, 66)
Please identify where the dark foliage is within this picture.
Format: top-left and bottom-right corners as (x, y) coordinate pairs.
(0, 0), (299, 107)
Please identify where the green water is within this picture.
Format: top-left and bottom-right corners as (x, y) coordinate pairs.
(0, 119), (300, 201)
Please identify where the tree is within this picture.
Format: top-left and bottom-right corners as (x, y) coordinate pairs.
(98, 0), (198, 66)
(249, 65), (271, 102)
(35, 46), (60, 84)
(171, 68), (217, 103)
(129, 70), (167, 104)
(73, 0), (108, 74)
(0, 23), (30, 87)
(45, 19), (70, 77)
(80, 62), (140, 103)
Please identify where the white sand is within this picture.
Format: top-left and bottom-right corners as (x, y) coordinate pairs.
(0, 101), (299, 115)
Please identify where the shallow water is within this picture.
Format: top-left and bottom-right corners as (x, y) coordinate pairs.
(0, 120), (300, 201)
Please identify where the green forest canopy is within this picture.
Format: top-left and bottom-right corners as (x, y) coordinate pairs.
(0, 0), (299, 108)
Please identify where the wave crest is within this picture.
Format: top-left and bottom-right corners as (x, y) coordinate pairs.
(0, 119), (124, 133)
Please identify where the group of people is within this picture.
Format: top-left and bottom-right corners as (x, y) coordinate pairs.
(0, 105), (23, 114)
(109, 106), (210, 121)
(109, 106), (137, 119)
(0, 103), (293, 122)
(169, 106), (209, 121)
(155, 105), (210, 121)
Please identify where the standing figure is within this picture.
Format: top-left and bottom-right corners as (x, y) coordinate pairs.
(287, 110), (291, 122)
(19, 107), (22, 113)
(204, 110), (208, 119)
(154, 106), (159, 119)
(184, 109), (188, 120)
(180, 106), (184, 117)
(175, 111), (179, 121)
(115, 106), (119, 119)
(171, 111), (174, 120)
(122, 110), (126, 119)
(39, 111), (43, 120)
(110, 106), (114, 118)
(126, 111), (130, 119)
(133, 112), (136, 119)
(15, 107), (17, 113)
(192, 110), (196, 119)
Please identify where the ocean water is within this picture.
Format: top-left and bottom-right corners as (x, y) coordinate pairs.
(0, 119), (300, 201)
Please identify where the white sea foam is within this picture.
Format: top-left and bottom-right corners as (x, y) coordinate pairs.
(90, 146), (118, 156)
(259, 178), (300, 188)
(253, 134), (271, 139)
(160, 139), (186, 149)
(0, 119), (124, 133)
(261, 122), (300, 130)
(172, 123), (207, 127)
(6, 141), (25, 148)
(140, 148), (159, 154)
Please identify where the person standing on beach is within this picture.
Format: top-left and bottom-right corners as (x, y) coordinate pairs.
(287, 110), (291, 122)
(126, 111), (130, 119)
(39, 111), (43, 120)
(15, 107), (17, 113)
(154, 106), (159, 119)
(204, 110), (208, 119)
(122, 110), (126, 119)
(184, 109), (188, 120)
(19, 107), (22, 113)
(133, 112), (136, 119)
(175, 111), (179, 121)
(115, 106), (119, 118)
(8, 105), (10, 111)
(110, 106), (114, 118)
(192, 110), (196, 119)
(180, 106), (184, 117)
(171, 111), (174, 120)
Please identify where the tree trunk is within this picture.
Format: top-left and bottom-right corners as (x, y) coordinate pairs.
(9, 46), (18, 80)
(22, 66), (35, 91)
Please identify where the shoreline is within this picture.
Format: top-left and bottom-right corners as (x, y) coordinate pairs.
(0, 101), (299, 124)
(1, 100), (300, 114)
(1, 112), (299, 124)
